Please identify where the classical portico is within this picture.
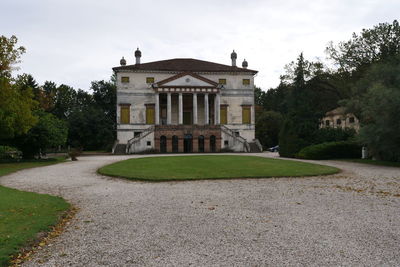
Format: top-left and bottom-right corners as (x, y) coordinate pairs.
(153, 72), (221, 126)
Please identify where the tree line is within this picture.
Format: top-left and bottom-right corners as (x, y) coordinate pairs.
(255, 20), (400, 162)
(0, 35), (116, 158)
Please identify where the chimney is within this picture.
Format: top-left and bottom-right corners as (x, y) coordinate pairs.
(135, 47), (141, 64)
(231, 50), (237, 67)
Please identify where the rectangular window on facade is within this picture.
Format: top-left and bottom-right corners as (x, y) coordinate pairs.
(219, 78), (226, 85)
(349, 117), (355, 123)
(146, 77), (155, 84)
(325, 120), (330, 126)
(242, 79), (250, 85)
(121, 76), (130, 83)
(146, 105), (155, 124)
(242, 106), (251, 124)
(336, 119), (342, 125)
(220, 105), (228, 124)
(120, 105), (130, 124)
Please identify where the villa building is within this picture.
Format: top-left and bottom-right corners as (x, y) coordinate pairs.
(320, 107), (360, 132)
(112, 49), (261, 154)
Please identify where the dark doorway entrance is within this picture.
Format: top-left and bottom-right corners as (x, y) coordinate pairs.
(184, 134), (193, 153)
(160, 136), (167, 153)
(172, 135), (179, 153)
(210, 135), (216, 152)
(198, 135), (205, 152)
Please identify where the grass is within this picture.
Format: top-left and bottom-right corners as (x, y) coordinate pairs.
(98, 155), (340, 181)
(340, 158), (400, 168)
(0, 157), (70, 266)
(0, 157), (67, 177)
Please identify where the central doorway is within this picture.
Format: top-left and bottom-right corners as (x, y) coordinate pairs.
(184, 134), (193, 153)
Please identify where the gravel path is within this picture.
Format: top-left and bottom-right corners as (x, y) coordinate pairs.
(1, 153), (400, 266)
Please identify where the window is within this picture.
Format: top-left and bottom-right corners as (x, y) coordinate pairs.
(218, 78), (226, 85)
(146, 105), (155, 124)
(134, 132), (141, 138)
(198, 135), (205, 153)
(234, 131), (240, 137)
(242, 79), (250, 85)
(220, 105), (228, 124)
(349, 117), (355, 123)
(242, 106), (251, 124)
(146, 77), (155, 84)
(147, 141), (151, 146)
(120, 105), (130, 124)
(325, 120), (330, 126)
(172, 136), (179, 153)
(121, 76), (129, 83)
(336, 119), (342, 125)
(224, 140), (229, 146)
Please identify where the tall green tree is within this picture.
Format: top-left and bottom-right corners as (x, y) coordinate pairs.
(326, 20), (400, 72)
(0, 36), (37, 140)
(0, 35), (26, 78)
(14, 111), (68, 159)
(343, 55), (400, 161)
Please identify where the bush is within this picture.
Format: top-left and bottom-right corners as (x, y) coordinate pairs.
(297, 141), (361, 160)
(0, 146), (21, 160)
(68, 148), (82, 161)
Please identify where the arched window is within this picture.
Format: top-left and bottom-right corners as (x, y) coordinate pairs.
(184, 134), (193, 153)
(198, 135), (205, 152)
(172, 135), (179, 153)
(160, 136), (167, 153)
(210, 135), (216, 152)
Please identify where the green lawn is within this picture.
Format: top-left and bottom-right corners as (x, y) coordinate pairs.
(340, 158), (400, 168)
(0, 157), (66, 177)
(0, 157), (70, 266)
(98, 155), (339, 181)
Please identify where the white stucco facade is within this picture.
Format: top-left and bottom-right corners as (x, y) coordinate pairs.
(113, 54), (259, 153)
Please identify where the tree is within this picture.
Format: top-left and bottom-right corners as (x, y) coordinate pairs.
(0, 35), (26, 78)
(255, 111), (283, 149)
(279, 53), (321, 157)
(0, 77), (38, 140)
(326, 20), (400, 73)
(14, 111), (68, 159)
(343, 55), (400, 161)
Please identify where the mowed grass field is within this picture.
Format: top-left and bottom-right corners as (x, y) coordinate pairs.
(0, 158), (70, 266)
(98, 155), (340, 181)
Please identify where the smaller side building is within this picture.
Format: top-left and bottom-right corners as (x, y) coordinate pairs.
(320, 107), (360, 131)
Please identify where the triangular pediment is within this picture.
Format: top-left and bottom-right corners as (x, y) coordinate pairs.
(156, 72), (218, 87)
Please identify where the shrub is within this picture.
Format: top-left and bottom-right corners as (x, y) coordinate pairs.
(68, 148), (82, 161)
(297, 141), (361, 160)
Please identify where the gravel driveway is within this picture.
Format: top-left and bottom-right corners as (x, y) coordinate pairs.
(1, 153), (400, 266)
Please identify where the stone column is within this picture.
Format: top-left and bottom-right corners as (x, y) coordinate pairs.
(155, 93), (160, 125)
(178, 93), (183, 125)
(214, 94), (220, 125)
(204, 94), (209, 125)
(193, 93), (198, 125)
(167, 93), (172, 125)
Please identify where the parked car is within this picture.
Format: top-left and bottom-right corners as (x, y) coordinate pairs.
(268, 145), (279, 152)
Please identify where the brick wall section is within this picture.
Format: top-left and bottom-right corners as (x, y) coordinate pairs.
(154, 125), (222, 153)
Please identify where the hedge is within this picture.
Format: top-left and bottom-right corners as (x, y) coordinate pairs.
(296, 141), (361, 160)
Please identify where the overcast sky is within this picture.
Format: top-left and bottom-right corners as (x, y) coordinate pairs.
(2, 0), (399, 91)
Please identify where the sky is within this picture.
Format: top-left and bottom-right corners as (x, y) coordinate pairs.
(1, 0), (399, 91)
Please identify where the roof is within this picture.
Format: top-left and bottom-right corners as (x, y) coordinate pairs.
(326, 107), (346, 116)
(112, 58), (258, 74)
